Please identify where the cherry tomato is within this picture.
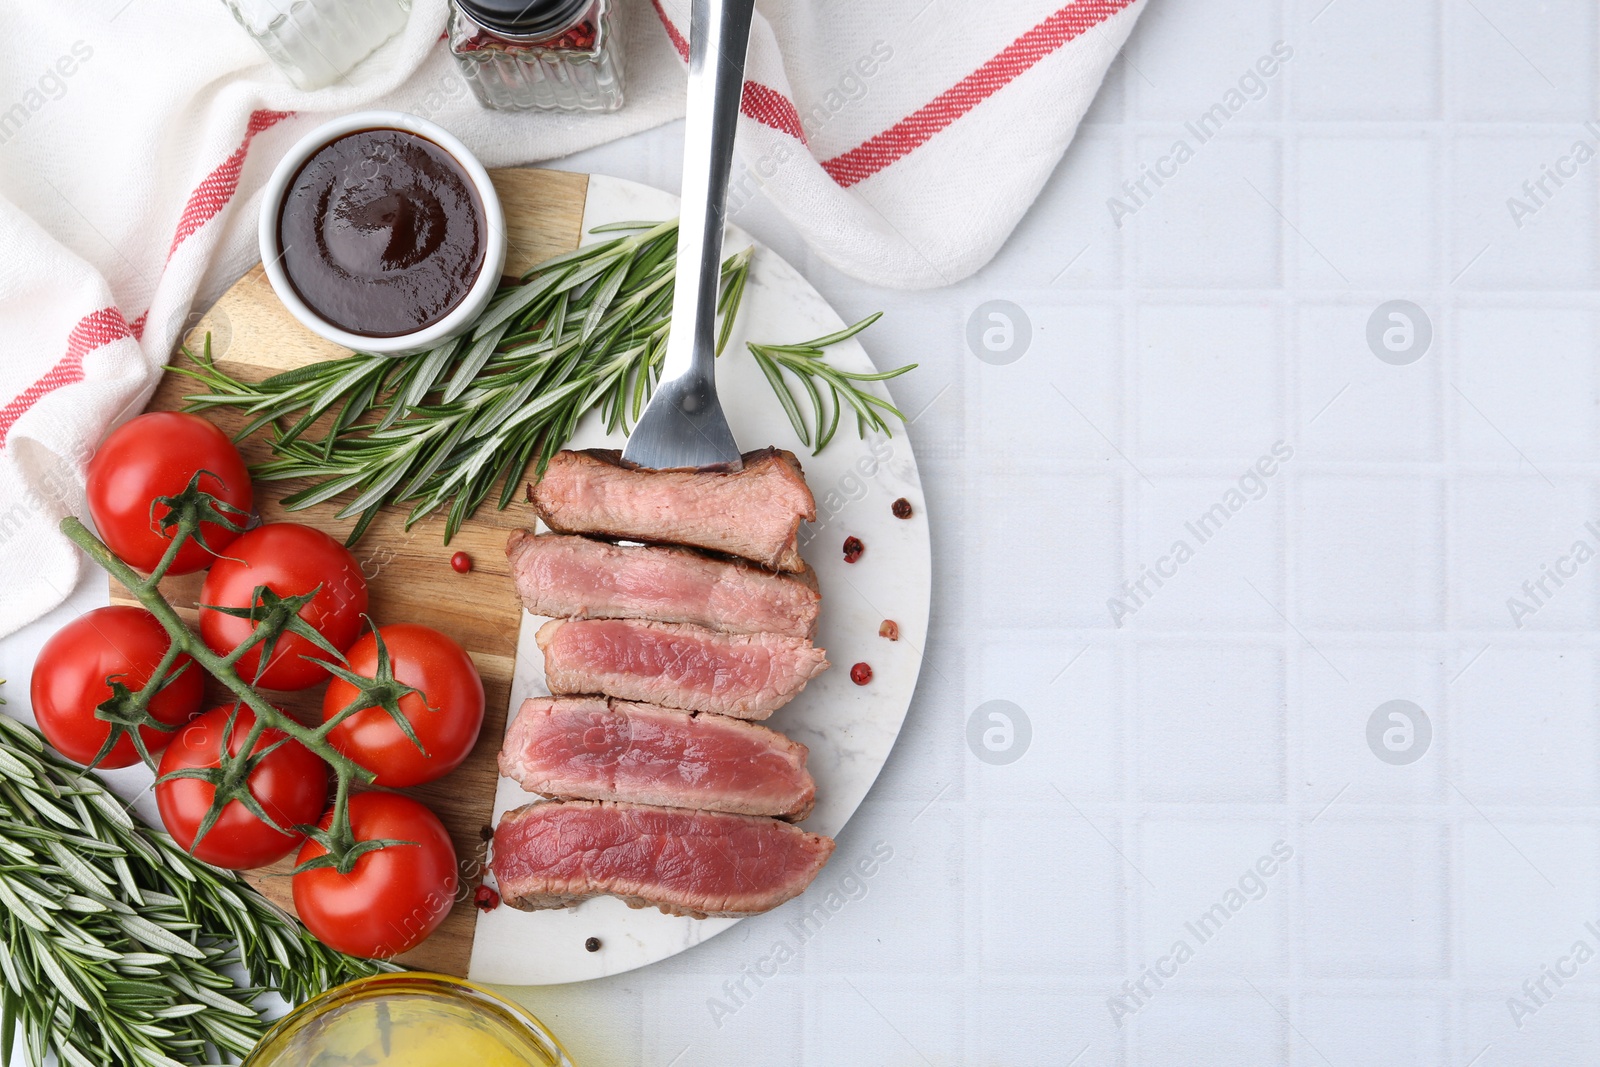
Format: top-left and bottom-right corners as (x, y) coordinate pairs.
(322, 624), (484, 788)
(86, 412), (253, 575)
(156, 705), (329, 870)
(293, 792), (457, 958)
(30, 606), (204, 768)
(199, 523), (368, 690)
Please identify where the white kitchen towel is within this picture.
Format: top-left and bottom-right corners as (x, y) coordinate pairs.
(0, 0), (1141, 637)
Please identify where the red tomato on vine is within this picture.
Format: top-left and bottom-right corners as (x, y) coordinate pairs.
(86, 412), (252, 575)
(199, 523), (368, 690)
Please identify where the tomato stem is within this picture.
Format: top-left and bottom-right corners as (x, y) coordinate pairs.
(325, 773), (355, 856)
(314, 624), (431, 757)
(141, 521), (188, 590)
(82, 612), (190, 768)
(78, 478), (224, 756)
(60, 515), (377, 869)
(316, 692), (373, 740)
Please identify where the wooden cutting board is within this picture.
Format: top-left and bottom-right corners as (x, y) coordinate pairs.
(109, 169), (591, 977)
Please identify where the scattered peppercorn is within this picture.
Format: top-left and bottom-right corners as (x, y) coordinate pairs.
(479, 824), (495, 842)
(879, 620), (900, 641)
(892, 497), (913, 519)
(843, 536), (864, 563)
(474, 885), (501, 912)
(585, 937), (601, 953)
(850, 662), (873, 685)
(451, 551), (472, 573)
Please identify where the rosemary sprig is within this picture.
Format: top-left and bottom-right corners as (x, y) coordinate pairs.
(171, 219), (913, 545)
(0, 706), (388, 1067)
(747, 313), (915, 452)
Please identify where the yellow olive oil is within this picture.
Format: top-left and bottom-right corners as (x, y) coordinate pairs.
(246, 975), (572, 1067)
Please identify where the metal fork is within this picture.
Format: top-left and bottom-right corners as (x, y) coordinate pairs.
(621, 0), (755, 471)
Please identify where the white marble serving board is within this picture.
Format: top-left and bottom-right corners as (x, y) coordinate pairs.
(466, 175), (931, 985)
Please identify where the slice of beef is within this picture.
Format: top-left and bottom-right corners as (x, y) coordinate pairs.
(536, 618), (828, 719)
(527, 447), (816, 572)
(507, 530), (820, 639)
(491, 800), (835, 918)
(498, 696), (816, 820)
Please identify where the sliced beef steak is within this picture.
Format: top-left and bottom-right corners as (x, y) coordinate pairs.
(536, 618), (827, 719)
(491, 800), (834, 918)
(499, 696), (816, 819)
(527, 447), (816, 572)
(507, 530), (820, 639)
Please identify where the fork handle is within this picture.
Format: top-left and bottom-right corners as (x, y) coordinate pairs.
(659, 0), (757, 385)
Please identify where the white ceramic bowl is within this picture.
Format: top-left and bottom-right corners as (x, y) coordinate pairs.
(257, 110), (507, 357)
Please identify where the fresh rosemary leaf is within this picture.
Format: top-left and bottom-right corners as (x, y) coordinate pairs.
(581, 256), (630, 343)
(774, 309), (882, 352)
(715, 246), (752, 356)
(752, 350), (808, 448)
(393, 335), (461, 420)
(587, 218), (668, 233)
(443, 318), (514, 405)
(470, 265), (567, 342)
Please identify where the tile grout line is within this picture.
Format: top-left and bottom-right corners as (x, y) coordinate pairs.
(1437, 0), (1468, 1047)
(1280, 9), (1309, 1002)
(1118, 50), (1142, 1059)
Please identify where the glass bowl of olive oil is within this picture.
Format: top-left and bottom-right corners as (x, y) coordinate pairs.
(244, 972), (575, 1067)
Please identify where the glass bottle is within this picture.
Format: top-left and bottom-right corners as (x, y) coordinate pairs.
(223, 0), (412, 90)
(448, 0), (626, 113)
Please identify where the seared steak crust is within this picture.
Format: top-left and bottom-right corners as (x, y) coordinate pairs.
(527, 448), (816, 572)
(491, 800), (835, 918)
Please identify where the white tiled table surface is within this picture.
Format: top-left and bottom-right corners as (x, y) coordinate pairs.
(5, 1), (1600, 1063)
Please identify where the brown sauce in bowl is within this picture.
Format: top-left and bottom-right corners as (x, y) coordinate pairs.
(277, 127), (485, 338)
